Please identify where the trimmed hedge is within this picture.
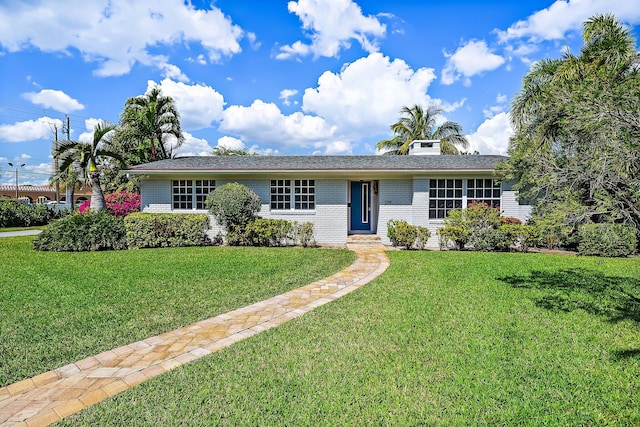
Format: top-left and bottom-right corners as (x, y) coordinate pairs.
(206, 183), (261, 232)
(387, 219), (431, 250)
(0, 200), (67, 228)
(578, 223), (637, 257)
(226, 219), (315, 247)
(33, 212), (126, 251)
(125, 213), (211, 249)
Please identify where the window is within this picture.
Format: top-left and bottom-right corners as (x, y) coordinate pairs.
(270, 179), (291, 210)
(429, 179), (462, 219)
(467, 179), (501, 208)
(172, 179), (215, 210)
(270, 179), (315, 210)
(37, 196), (49, 204)
(294, 179), (315, 210)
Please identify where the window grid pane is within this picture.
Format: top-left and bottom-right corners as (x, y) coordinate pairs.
(270, 179), (291, 210)
(172, 180), (193, 209)
(466, 179), (501, 208)
(195, 179), (216, 209)
(429, 179), (463, 219)
(294, 179), (315, 210)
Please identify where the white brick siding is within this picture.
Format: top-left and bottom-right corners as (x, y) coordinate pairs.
(139, 175), (532, 248)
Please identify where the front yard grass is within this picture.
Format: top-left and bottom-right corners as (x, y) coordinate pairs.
(59, 251), (640, 426)
(0, 236), (354, 386)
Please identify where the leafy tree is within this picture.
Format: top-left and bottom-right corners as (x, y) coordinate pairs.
(54, 121), (124, 212)
(376, 104), (469, 155)
(212, 146), (255, 156)
(118, 87), (184, 162)
(501, 13), (640, 247)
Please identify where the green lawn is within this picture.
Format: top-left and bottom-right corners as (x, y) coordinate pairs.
(0, 236), (354, 386)
(58, 251), (640, 426)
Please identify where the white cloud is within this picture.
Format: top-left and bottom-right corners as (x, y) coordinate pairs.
(496, 0), (640, 43)
(149, 79), (225, 130)
(0, 117), (62, 142)
(172, 131), (213, 157)
(302, 53), (436, 136)
(216, 136), (245, 151)
(466, 112), (513, 155)
(0, 0), (244, 77)
(20, 89), (84, 113)
(278, 0), (386, 59)
(21, 162), (53, 186)
(441, 40), (505, 86)
(279, 89), (299, 106)
(314, 140), (352, 154)
(77, 118), (102, 142)
(219, 99), (336, 148)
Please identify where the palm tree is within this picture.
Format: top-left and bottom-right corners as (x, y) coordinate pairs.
(54, 121), (123, 212)
(376, 104), (469, 155)
(119, 87), (184, 161)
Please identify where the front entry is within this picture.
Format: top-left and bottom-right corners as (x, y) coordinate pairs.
(350, 181), (371, 231)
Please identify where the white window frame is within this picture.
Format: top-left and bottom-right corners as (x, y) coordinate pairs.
(429, 179), (463, 219)
(271, 179), (315, 211)
(172, 179), (215, 210)
(467, 179), (501, 208)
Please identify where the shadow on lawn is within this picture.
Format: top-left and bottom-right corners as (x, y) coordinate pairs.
(499, 268), (640, 323)
(498, 268), (640, 358)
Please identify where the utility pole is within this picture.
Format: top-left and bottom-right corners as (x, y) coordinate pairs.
(7, 162), (25, 200)
(62, 115), (72, 204)
(53, 124), (60, 202)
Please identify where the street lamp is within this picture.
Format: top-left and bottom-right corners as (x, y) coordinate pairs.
(7, 162), (26, 200)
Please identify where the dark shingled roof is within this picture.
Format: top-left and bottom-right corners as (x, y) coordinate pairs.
(125, 155), (505, 174)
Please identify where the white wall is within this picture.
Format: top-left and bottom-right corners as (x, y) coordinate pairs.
(376, 179), (413, 245)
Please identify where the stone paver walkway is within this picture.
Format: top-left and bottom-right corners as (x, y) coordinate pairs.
(0, 240), (389, 427)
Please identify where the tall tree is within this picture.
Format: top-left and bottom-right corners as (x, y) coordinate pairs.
(54, 121), (124, 212)
(376, 104), (469, 155)
(118, 87), (184, 162)
(503, 13), (640, 239)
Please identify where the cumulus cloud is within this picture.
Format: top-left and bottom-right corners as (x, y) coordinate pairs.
(277, 0), (386, 59)
(216, 136), (246, 151)
(172, 131), (213, 157)
(21, 89), (84, 113)
(149, 79), (225, 130)
(441, 40), (505, 86)
(219, 99), (336, 148)
(0, 117), (62, 142)
(314, 140), (352, 155)
(466, 112), (513, 155)
(302, 52), (436, 136)
(279, 89), (299, 106)
(0, 0), (243, 78)
(496, 0), (640, 43)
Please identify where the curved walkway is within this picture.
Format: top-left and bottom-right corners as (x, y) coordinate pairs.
(0, 240), (389, 427)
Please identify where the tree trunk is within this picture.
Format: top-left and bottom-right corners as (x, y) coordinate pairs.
(89, 172), (107, 212)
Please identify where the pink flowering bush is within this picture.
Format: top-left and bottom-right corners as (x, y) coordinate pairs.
(78, 191), (141, 217)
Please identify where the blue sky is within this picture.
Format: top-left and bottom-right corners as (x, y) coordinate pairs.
(1, 0), (639, 185)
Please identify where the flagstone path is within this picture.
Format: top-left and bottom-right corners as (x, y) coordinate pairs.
(0, 238), (389, 426)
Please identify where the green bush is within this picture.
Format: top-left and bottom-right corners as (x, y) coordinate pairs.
(293, 221), (315, 248)
(387, 220), (430, 249)
(33, 212), (126, 251)
(437, 225), (469, 250)
(206, 183), (261, 232)
(125, 213), (211, 249)
(498, 224), (539, 252)
(244, 219), (293, 247)
(578, 223), (637, 257)
(0, 200), (67, 228)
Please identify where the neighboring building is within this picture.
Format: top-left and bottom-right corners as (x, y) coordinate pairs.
(125, 141), (532, 247)
(0, 185), (91, 204)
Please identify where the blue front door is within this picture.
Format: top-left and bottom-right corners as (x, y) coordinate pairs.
(350, 181), (371, 231)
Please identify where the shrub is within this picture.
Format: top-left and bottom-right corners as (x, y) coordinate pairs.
(206, 183), (261, 232)
(501, 216), (522, 225)
(293, 221), (315, 248)
(125, 213), (210, 249)
(244, 219), (293, 247)
(387, 220), (430, 249)
(77, 191), (141, 216)
(0, 200), (66, 228)
(437, 225), (469, 250)
(498, 224), (539, 252)
(578, 223), (637, 257)
(33, 212), (126, 251)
